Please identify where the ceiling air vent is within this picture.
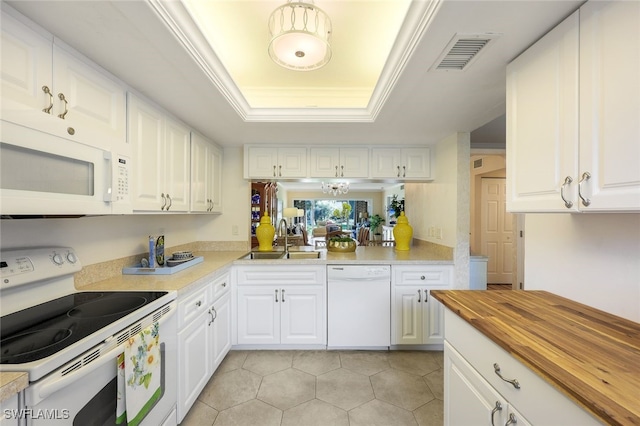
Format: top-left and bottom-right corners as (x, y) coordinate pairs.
(473, 158), (483, 169)
(431, 33), (501, 72)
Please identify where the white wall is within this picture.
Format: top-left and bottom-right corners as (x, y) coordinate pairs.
(524, 213), (640, 322)
(405, 132), (470, 289)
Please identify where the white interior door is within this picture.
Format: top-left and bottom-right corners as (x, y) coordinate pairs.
(481, 178), (514, 284)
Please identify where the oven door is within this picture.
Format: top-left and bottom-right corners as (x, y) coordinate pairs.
(24, 306), (176, 426)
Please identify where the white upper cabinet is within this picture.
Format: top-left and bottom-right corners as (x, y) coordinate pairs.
(245, 146), (307, 179)
(1, 8), (126, 150)
(507, 2), (640, 212)
(128, 93), (190, 212)
(309, 147), (369, 178)
(191, 132), (223, 213)
(370, 147), (432, 180)
(578, 1), (640, 211)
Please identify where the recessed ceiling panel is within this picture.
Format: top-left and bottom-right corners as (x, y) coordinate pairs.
(182, 0), (412, 109)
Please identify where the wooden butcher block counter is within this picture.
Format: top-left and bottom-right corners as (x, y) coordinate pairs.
(431, 290), (640, 426)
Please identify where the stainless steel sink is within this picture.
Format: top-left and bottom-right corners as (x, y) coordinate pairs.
(241, 251), (321, 260)
(286, 251), (321, 259)
(243, 251), (285, 260)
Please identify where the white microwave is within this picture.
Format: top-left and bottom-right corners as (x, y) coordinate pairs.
(0, 120), (132, 215)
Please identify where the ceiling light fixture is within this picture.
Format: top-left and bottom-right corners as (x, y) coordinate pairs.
(322, 182), (349, 196)
(268, 0), (332, 71)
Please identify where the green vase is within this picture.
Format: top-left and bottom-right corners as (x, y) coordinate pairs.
(393, 212), (413, 251)
(256, 213), (275, 251)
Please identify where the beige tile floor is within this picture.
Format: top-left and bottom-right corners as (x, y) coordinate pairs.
(181, 350), (444, 426)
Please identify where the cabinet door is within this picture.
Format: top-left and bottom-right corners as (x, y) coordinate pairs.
(506, 11), (580, 213)
(280, 285), (325, 345)
(401, 148), (431, 179)
(128, 94), (165, 211)
(309, 148), (340, 178)
(277, 147), (307, 178)
(53, 45), (126, 150)
(392, 286), (423, 345)
(424, 288), (446, 344)
(209, 144), (223, 213)
(340, 148), (369, 178)
(445, 342), (508, 426)
(190, 133), (209, 212)
(370, 148), (402, 178)
(164, 116), (190, 212)
(579, 1), (640, 211)
(246, 147), (278, 178)
(1, 10), (54, 129)
(236, 286), (280, 345)
(177, 315), (211, 423)
(211, 292), (232, 370)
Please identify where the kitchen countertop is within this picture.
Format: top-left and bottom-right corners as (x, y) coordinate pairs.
(0, 245), (453, 401)
(0, 372), (27, 403)
(431, 290), (640, 426)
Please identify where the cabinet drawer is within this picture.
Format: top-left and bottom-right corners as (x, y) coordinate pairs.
(444, 310), (601, 425)
(178, 284), (210, 328)
(236, 265), (325, 286)
(211, 273), (230, 300)
(392, 265), (453, 286)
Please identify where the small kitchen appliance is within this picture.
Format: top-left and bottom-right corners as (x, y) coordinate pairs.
(0, 247), (177, 425)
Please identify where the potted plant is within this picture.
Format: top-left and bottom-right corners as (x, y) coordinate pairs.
(368, 214), (385, 240)
(388, 195), (405, 219)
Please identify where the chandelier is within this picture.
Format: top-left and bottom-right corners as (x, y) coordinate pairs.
(268, 0), (332, 71)
(322, 182), (349, 196)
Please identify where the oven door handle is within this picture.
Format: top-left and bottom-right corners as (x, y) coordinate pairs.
(38, 342), (123, 400)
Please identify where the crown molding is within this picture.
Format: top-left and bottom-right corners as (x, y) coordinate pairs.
(149, 0), (442, 123)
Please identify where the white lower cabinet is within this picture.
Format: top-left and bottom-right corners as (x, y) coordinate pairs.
(443, 309), (601, 425)
(0, 392), (21, 426)
(235, 266), (326, 346)
(446, 341), (531, 426)
(391, 265), (453, 346)
(177, 272), (231, 423)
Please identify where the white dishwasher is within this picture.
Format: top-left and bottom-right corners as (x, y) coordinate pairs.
(327, 265), (391, 349)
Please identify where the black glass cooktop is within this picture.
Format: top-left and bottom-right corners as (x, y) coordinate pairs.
(0, 291), (167, 365)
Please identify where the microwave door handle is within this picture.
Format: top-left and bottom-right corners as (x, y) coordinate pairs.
(103, 151), (113, 202)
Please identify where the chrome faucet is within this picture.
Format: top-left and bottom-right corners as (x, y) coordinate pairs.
(277, 218), (289, 254)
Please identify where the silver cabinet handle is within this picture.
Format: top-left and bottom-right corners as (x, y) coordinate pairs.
(207, 308), (214, 326)
(560, 176), (573, 208)
(341, 165), (344, 177)
(493, 363), (520, 389)
(273, 165), (277, 177)
(424, 289), (428, 302)
(491, 401), (502, 426)
(160, 193), (167, 210)
(402, 165), (406, 177)
(42, 86), (54, 113)
(335, 165), (339, 177)
(417, 289), (421, 303)
(222, 282), (227, 287)
(578, 172), (591, 207)
(281, 289), (286, 302)
(195, 300), (202, 307)
(57, 93), (69, 119)
(275, 289), (279, 303)
(397, 165), (401, 177)
(278, 165), (282, 177)
(505, 413), (517, 425)
(166, 193), (172, 211)
(420, 275), (426, 280)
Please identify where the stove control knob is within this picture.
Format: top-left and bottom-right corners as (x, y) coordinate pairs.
(52, 253), (64, 265)
(66, 252), (78, 264)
